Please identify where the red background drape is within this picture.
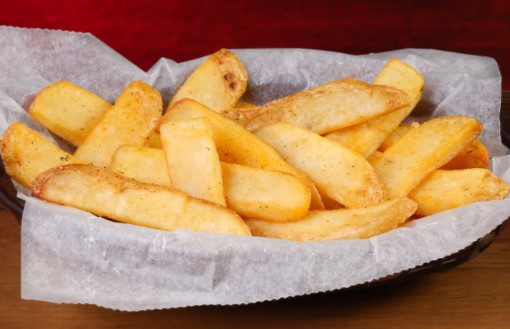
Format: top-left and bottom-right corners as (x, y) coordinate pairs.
(1, 0), (509, 88)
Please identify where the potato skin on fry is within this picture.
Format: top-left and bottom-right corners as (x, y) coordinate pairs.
(221, 102), (261, 126)
(246, 198), (417, 242)
(245, 78), (410, 134)
(170, 49), (248, 112)
(32, 164), (251, 236)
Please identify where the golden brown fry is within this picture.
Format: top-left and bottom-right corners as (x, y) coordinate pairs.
(380, 124), (489, 170)
(0, 122), (81, 187)
(373, 116), (482, 199)
(109, 145), (311, 222)
(245, 78), (410, 134)
(409, 169), (510, 216)
(74, 81), (162, 168)
(324, 59), (424, 157)
(221, 102), (261, 126)
(245, 198), (417, 241)
(169, 49), (248, 112)
(440, 139), (489, 170)
(32, 164), (251, 236)
(160, 118), (226, 206)
(29, 81), (111, 146)
(255, 122), (386, 208)
(162, 98), (325, 209)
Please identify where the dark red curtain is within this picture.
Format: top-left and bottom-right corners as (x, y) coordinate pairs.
(1, 0), (509, 87)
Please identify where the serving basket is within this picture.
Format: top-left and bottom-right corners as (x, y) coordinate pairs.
(1, 92), (508, 292)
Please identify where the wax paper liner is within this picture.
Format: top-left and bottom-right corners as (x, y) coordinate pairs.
(0, 26), (509, 311)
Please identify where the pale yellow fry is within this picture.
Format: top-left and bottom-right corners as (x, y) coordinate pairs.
(221, 162), (310, 222)
(246, 198), (417, 242)
(74, 81), (162, 168)
(255, 122), (385, 208)
(110, 145), (171, 187)
(380, 124), (489, 170)
(29, 81), (111, 146)
(0, 122), (81, 188)
(409, 169), (510, 216)
(162, 98), (325, 209)
(373, 116), (482, 199)
(109, 145), (311, 222)
(324, 59), (424, 157)
(160, 118), (226, 206)
(245, 78), (410, 134)
(32, 164), (251, 236)
(169, 49), (248, 112)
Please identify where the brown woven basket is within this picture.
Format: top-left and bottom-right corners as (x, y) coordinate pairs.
(1, 92), (509, 291)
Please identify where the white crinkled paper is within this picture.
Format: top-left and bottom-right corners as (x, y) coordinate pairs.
(1, 26), (509, 311)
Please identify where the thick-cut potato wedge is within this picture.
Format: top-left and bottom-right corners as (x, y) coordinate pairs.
(110, 145), (171, 187)
(0, 122), (81, 187)
(32, 164), (251, 236)
(374, 116), (482, 199)
(373, 58), (424, 98)
(441, 139), (489, 170)
(162, 98), (324, 209)
(29, 81), (112, 147)
(325, 59), (424, 157)
(169, 49), (248, 112)
(379, 124), (489, 170)
(245, 198), (417, 241)
(160, 118), (226, 206)
(244, 78), (409, 134)
(255, 122), (386, 208)
(221, 162), (310, 222)
(109, 145), (310, 222)
(409, 169), (510, 216)
(74, 81), (162, 168)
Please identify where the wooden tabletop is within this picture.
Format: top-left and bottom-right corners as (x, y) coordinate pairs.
(1, 93), (510, 328)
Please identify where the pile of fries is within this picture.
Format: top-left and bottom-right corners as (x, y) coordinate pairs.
(1, 49), (509, 241)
